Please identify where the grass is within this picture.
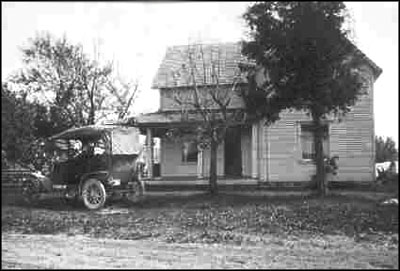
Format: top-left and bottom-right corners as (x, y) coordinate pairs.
(3, 177), (398, 269)
(2, 191), (398, 246)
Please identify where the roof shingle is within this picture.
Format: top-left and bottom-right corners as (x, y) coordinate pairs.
(152, 42), (251, 89)
(152, 40), (382, 89)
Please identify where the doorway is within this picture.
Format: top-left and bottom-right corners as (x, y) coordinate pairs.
(224, 127), (242, 177)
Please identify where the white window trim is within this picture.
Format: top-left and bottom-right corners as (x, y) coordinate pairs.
(297, 120), (331, 164)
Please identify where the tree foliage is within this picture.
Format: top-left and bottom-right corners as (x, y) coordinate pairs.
(10, 33), (112, 126)
(1, 83), (36, 166)
(241, 2), (367, 195)
(3, 32), (140, 168)
(10, 32), (139, 127)
(375, 136), (398, 163)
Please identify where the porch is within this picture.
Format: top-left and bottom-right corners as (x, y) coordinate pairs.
(130, 110), (263, 181)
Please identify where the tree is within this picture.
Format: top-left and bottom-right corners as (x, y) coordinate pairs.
(375, 136), (398, 163)
(4, 32), (141, 169)
(10, 32), (139, 127)
(170, 44), (245, 194)
(241, 2), (367, 195)
(106, 78), (140, 120)
(1, 82), (36, 166)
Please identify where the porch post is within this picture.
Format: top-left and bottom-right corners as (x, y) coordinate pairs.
(197, 144), (203, 179)
(251, 122), (259, 179)
(260, 124), (267, 182)
(146, 128), (153, 179)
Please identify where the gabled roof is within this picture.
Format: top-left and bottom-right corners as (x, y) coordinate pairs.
(152, 42), (249, 89)
(348, 41), (382, 80)
(152, 40), (382, 89)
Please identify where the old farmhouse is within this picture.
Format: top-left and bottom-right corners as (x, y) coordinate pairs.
(132, 42), (382, 186)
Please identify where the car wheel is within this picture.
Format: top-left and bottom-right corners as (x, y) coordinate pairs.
(81, 179), (106, 210)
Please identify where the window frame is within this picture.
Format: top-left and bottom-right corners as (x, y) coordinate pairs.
(299, 122), (330, 162)
(181, 140), (198, 164)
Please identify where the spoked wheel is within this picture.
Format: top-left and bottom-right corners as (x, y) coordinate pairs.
(81, 179), (106, 210)
(124, 180), (144, 204)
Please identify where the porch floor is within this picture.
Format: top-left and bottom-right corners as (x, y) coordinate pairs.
(142, 176), (316, 192)
(142, 176), (376, 194)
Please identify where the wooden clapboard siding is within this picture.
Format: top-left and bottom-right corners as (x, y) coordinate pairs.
(265, 110), (316, 182)
(159, 86), (244, 111)
(262, 65), (375, 183)
(160, 139), (198, 177)
(329, 66), (375, 182)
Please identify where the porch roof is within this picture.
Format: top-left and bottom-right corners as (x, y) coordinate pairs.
(132, 109), (248, 129)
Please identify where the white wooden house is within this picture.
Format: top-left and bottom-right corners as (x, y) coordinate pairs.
(133, 42), (382, 185)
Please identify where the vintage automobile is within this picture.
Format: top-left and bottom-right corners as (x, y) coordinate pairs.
(22, 125), (146, 210)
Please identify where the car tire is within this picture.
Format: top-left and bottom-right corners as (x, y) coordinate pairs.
(81, 178), (107, 210)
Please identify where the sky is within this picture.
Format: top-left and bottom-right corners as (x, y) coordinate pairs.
(2, 2), (398, 145)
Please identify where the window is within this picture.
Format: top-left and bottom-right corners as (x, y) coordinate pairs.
(93, 138), (106, 155)
(182, 141), (198, 163)
(300, 124), (329, 160)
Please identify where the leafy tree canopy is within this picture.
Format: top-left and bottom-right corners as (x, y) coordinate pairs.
(241, 1), (368, 123)
(9, 32), (139, 127)
(241, 2), (373, 195)
(1, 83), (36, 165)
(3, 32), (140, 168)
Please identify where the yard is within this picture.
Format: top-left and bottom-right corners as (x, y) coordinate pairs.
(2, 189), (399, 269)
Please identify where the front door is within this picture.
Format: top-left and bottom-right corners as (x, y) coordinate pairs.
(224, 127), (242, 177)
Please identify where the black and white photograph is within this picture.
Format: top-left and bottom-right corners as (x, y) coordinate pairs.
(1, 1), (398, 269)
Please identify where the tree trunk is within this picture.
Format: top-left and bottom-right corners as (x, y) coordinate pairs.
(313, 117), (327, 196)
(209, 132), (218, 195)
(88, 104), (95, 125)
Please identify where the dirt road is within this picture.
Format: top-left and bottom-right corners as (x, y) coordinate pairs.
(2, 233), (397, 269)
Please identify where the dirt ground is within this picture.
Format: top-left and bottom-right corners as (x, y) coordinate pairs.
(2, 190), (398, 269)
(2, 232), (398, 269)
